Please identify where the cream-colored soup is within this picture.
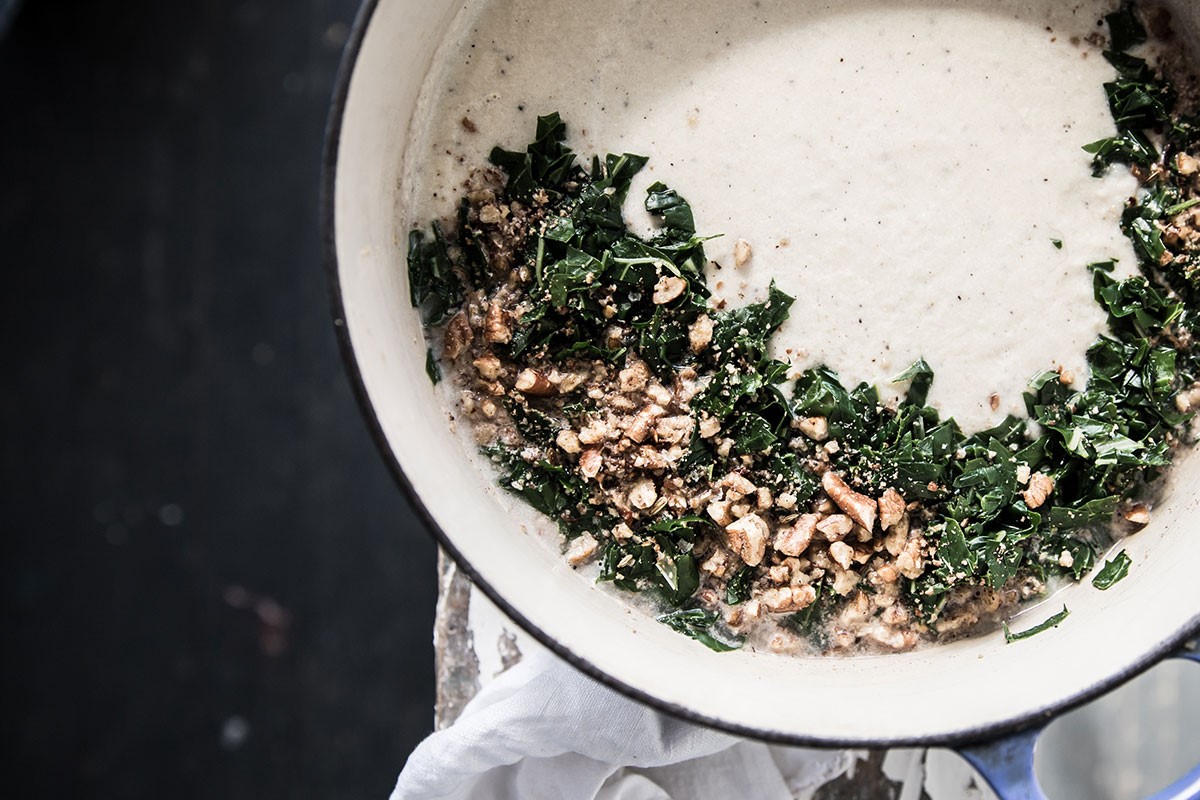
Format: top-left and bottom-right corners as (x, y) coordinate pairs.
(403, 0), (1140, 433)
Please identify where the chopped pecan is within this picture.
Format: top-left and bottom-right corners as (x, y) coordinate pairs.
(627, 478), (658, 510)
(760, 585), (817, 613)
(652, 275), (687, 305)
(796, 416), (828, 442)
(877, 488), (905, 531)
(816, 514), (853, 541)
(472, 355), (503, 381)
(733, 238), (753, 268)
(822, 471), (877, 531)
(566, 533), (599, 566)
(719, 472), (757, 500)
(443, 311), (473, 360)
(514, 368), (556, 396)
(774, 514), (817, 557)
(483, 303), (511, 344)
(829, 541), (854, 570)
(578, 449), (603, 479)
(555, 429), (582, 454)
(1021, 472), (1054, 509)
(626, 404), (666, 443)
(617, 361), (651, 393)
(688, 314), (714, 353)
(654, 415), (694, 445)
(726, 513), (769, 566)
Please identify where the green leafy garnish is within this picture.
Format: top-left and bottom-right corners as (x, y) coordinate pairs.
(1104, 1), (1147, 55)
(488, 112), (576, 199)
(1092, 550), (1133, 589)
(407, 224), (461, 326)
(725, 566), (755, 605)
(1003, 605), (1070, 643)
(656, 608), (743, 652)
(425, 347), (442, 385)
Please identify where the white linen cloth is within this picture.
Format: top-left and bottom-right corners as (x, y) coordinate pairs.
(391, 647), (853, 800)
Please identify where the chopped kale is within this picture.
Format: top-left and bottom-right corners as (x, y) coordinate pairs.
(488, 112), (576, 199)
(505, 400), (562, 446)
(892, 358), (935, 408)
(407, 224), (461, 326)
(425, 347), (442, 385)
(1105, 1), (1147, 53)
(1092, 550), (1133, 589)
(1003, 605), (1070, 642)
(656, 608), (743, 652)
(724, 566), (755, 605)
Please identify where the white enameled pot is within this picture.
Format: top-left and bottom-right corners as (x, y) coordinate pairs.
(323, 0), (1200, 750)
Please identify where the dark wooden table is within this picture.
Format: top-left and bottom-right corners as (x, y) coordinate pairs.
(1, 3), (437, 798)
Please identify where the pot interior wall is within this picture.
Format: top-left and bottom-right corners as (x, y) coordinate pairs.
(332, 0), (1200, 744)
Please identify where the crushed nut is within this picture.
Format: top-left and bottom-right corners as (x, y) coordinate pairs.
(797, 416), (829, 441)
(774, 514), (817, 556)
(514, 368), (556, 396)
(483, 303), (512, 344)
(618, 361), (651, 393)
(895, 537), (926, 580)
(816, 514), (853, 541)
(700, 547), (729, 578)
(578, 449), (603, 479)
(1021, 472), (1055, 509)
(719, 472), (757, 500)
(733, 238), (753, 268)
(822, 471), (878, 531)
(725, 513), (769, 566)
(1122, 503), (1151, 530)
(1175, 385), (1200, 413)
(760, 584), (817, 613)
(578, 419), (609, 444)
(645, 383), (674, 406)
(755, 487), (773, 510)
(472, 354), (503, 381)
(655, 415), (694, 445)
(556, 429), (582, 454)
(566, 533), (599, 566)
(688, 314), (714, 353)
(443, 311), (474, 360)
(627, 477), (658, 510)
(829, 541), (855, 570)
(652, 275), (687, 305)
(877, 488), (905, 531)
(698, 415), (721, 439)
(707, 499), (734, 527)
(626, 404), (666, 443)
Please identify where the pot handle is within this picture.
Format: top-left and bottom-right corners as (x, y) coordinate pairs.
(956, 644), (1200, 800)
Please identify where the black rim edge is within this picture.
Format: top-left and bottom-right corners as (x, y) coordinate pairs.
(319, 0), (1200, 751)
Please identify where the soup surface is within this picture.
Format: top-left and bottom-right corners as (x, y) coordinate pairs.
(404, 0), (1141, 433)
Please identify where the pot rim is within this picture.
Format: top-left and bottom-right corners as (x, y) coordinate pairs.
(320, 0), (1200, 749)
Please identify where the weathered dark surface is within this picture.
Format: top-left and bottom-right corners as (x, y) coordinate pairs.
(0, 2), (437, 798)
(813, 751), (923, 800)
(434, 553), (480, 730)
